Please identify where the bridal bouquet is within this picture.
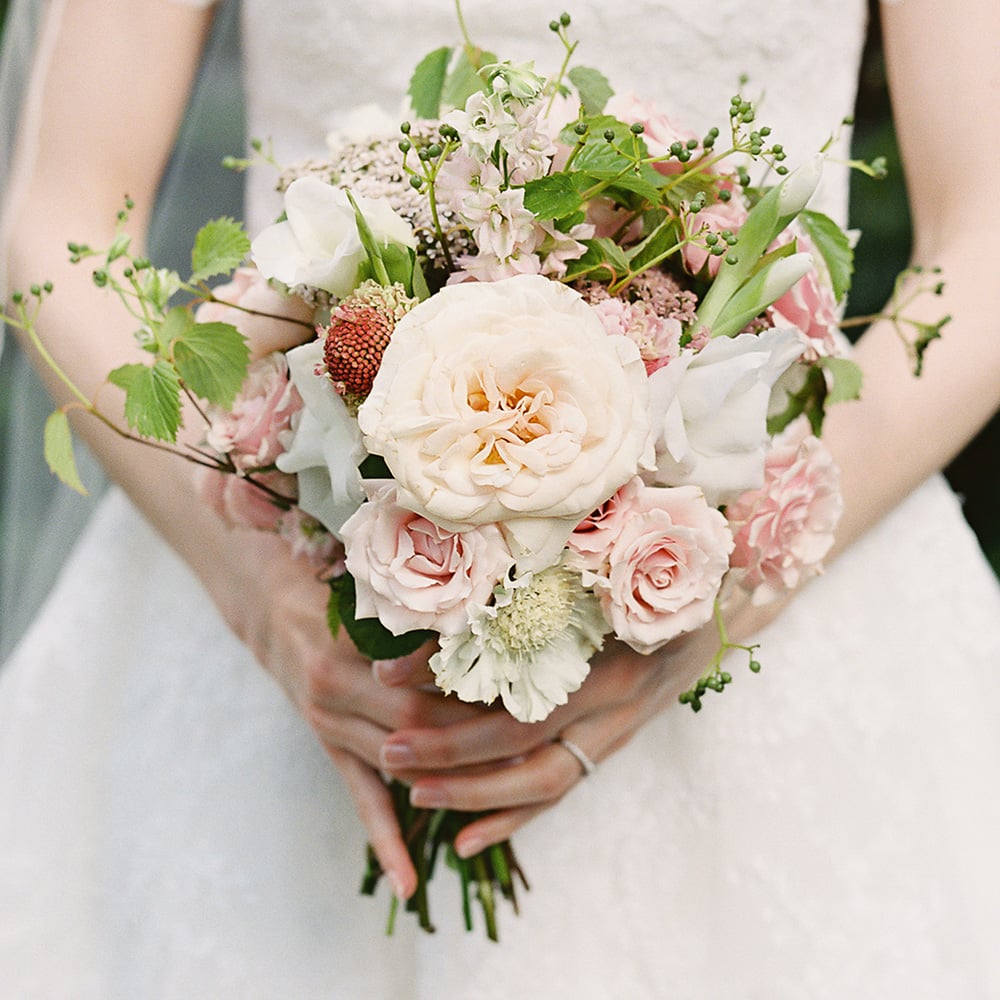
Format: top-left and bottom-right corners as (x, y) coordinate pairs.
(13, 6), (944, 943)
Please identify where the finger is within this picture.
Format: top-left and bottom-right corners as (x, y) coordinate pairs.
(372, 645), (436, 688)
(408, 741), (582, 812)
(452, 803), (550, 860)
(325, 746), (417, 901)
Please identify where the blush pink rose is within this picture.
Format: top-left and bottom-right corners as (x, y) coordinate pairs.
(205, 353), (302, 472)
(566, 476), (644, 573)
(196, 467), (297, 533)
(682, 184), (749, 278)
(726, 420), (843, 605)
(606, 93), (699, 176)
(597, 484), (734, 654)
(195, 267), (314, 360)
(342, 483), (514, 637)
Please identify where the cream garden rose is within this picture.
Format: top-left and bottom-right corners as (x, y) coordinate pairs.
(357, 275), (654, 569)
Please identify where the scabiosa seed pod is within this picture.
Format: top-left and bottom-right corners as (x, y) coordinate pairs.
(322, 280), (417, 407)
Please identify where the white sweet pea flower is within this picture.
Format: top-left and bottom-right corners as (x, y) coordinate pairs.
(647, 327), (804, 507)
(251, 177), (415, 298)
(276, 341), (365, 536)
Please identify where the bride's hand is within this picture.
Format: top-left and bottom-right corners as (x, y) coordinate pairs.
(211, 528), (483, 896)
(375, 601), (766, 857)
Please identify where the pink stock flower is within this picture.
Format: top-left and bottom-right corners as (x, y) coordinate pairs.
(596, 484), (734, 654)
(205, 353), (302, 472)
(342, 483), (514, 637)
(726, 420), (843, 605)
(194, 267), (314, 360)
(590, 297), (682, 375)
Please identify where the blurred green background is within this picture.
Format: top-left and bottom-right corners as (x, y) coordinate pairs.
(1, 0), (996, 586)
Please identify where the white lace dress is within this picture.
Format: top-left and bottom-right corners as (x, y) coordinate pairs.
(2, 1), (1000, 997)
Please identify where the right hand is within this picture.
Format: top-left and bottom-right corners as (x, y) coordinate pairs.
(212, 528), (483, 899)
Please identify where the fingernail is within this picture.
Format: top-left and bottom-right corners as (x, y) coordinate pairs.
(372, 659), (407, 686)
(456, 836), (484, 860)
(410, 785), (447, 809)
(380, 741), (415, 770)
(388, 872), (410, 901)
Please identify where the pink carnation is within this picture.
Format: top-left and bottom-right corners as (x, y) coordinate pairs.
(195, 267), (313, 360)
(726, 420), (843, 605)
(767, 228), (841, 356)
(205, 353), (302, 472)
(341, 483), (514, 637)
(596, 484), (734, 654)
(197, 467), (297, 533)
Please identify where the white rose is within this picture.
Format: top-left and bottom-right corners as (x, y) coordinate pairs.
(357, 275), (654, 569)
(647, 327), (804, 507)
(251, 177), (415, 298)
(275, 341), (365, 536)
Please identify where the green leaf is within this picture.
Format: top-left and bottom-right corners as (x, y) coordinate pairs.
(326, 578), (344, 640)
(190, 217), (251, 283)
(109, 359), (183, 441)
(522, 173), (585, 220)
(819, 356), (863, 404)
(172, 321), (251, 409)
(106, 233), (132, 264)
(154, 304), (193, 355)
(441, 47), (497, 110)
(563, 237), (632, 282)
(408, 46), (451, 119)
(767, 364), (827, 437)
(568, 66), (614, 116)
(800, 209), (854, 302)
(338, 573), (435, 660)
(358, 453), (392, 479)
(43, 410), (88, 495)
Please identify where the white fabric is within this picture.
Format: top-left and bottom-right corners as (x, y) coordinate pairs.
(3, 1), (1000, 996)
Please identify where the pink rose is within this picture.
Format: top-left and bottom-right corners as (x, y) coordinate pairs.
(567, 477), (643, 573)
(342, 483), (514, 637)
(606, 93), (699, 176)
(205, 353), (302, 472)
(726, 420), (843, 605)
(196, 467), (297, 533)
(597, 484), (734, 654)
(682, 184), (749, 278)
(195, 267), (314, 360)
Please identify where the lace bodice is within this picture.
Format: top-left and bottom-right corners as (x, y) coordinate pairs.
(239, 0), (867, 233)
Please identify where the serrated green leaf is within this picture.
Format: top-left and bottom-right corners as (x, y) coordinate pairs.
(441, 47), (496, 110)
(568, 66), (613, 116)
(800, 209), (853, 302)
(522, 173), (585, 220)
(190, 217), (251, 283)
(563, 237), (631, 282)
(172, 321), (250, 409)
(109, 360), (183, 441)
(819, 356), (863, 404)
(408, 46), (451, 119)
(43, 409), (88, 494)
(154, 304), (193, 355)
(338, 573), (435, 660)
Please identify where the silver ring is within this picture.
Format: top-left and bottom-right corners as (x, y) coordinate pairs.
(556, 736), (597, 777)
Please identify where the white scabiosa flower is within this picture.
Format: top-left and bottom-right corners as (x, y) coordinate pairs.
(429, 566), (608, 723)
